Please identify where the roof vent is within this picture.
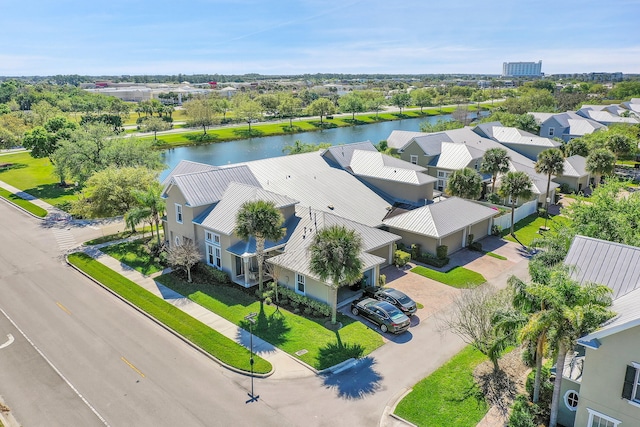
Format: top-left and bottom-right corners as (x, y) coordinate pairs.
(328, 205), (334, 210)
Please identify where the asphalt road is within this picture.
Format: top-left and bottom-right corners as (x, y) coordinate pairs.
(0, 201), (292, 427)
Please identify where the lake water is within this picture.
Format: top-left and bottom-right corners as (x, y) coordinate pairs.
(160, 114), (465, 180)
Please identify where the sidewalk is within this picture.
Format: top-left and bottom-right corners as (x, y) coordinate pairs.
(81, 244), (316, 380)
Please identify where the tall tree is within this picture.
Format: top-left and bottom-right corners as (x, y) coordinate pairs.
(480, 148), (511, 194)
(563, 138), (589, 157)
(235, 100), (263, 132)
(309, 225), (363, 325)
(278, 95), (302, 128)
(498, 171), (533, 235)
(535, 148), (565, 213)
(140, 116), (171, 142)
(446, 167), (482, 200)
(306, 98), (336, 124)
(586, 148), (616, 188)
(390, 92), (411, 114)
(125, 182), (165, 245)
(605, 133), (633, 161)
(235, 200), (285, 293)
(411, 88), (433, 113)
(531, 271), (614, 427)
(338, 92), (365, 121)
(184, 97), (217, 134)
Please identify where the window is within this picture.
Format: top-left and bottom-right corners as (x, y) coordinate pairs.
(437, 171), (446, 178)
(549, 127), (555, 137)
(174, 236), (181, 246)
(206, 244), (222, 269)
(622, 363), (640, 402)
(205, 230), (220, 245)
(586, 409), (621, 427)
(410, 155), (418, 165)
(563, 390), (579, 411)
(296, 273), (305, 295)
(437, 179), (444, 191)
(175, 203), (183, 224)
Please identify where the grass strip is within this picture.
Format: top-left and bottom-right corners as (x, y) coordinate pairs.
(486, 252), (507, 260)
(156, 273), (383, 370)
(501, 214), (570, 247)
(67, 252), (271, 374)
(101, 237), (164, 275)
(410, 265), (486, 288)
(394, 345), (489, 427)
(0, 187), (48, 217)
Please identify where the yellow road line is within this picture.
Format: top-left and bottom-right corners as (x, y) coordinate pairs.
(56, 302), (72, 315)
(121, 356), (145, 378)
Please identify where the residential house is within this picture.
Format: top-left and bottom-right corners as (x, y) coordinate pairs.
(555, 156), (591, 193)
(556, 235), (640, 427)
(576, 106), (640, 126)
(473, 122), (562, 160)
(531, 111), (606, 142)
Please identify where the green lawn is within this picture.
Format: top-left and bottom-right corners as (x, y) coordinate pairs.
(84, 227), (155, 245)
(0, 187), (48, 217)
(100, 237), (165, 275)
(67, 252), (271, 374)
(156, 273), (384, 370)
(486, 252), (507, 260)
(0, 152), (78, 209)
(395, 345), (489, 427)
(501, 213), (571, 247)
(410, 266), (486, 289)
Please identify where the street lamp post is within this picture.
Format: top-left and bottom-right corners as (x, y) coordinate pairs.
(244, 312), (259, 404)
(543, 197), (551, 230)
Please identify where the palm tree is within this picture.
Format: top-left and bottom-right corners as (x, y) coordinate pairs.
(605, 133), (632, 161)
(527, 271), (614, 427)
(586, 148), (616, 188)
(535, 148), (565, 213)
(235, 200), (285, 293)
(498, 171), (533, 235)
(445, 167), (482, 200)
(480, 148), (511, 194)
(124, 182), (165, 246)
(309, 225), (363, 325)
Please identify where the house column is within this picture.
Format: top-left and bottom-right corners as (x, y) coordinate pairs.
(243, 257), (250, 286)
(462, 227), (467, 247)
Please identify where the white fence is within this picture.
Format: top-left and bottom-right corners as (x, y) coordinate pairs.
(491, 200), (538, 231)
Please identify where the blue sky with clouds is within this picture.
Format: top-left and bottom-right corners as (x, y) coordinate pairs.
(1, 0), (639, 76)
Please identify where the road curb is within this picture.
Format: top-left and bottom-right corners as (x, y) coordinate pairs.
(380, 387), (417, 427)
(0, 397), (20, 427)
(0, 194), (47, 221)
(65, 254), (275, 379)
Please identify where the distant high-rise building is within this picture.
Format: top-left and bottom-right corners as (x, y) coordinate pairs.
(502, 61), (543, 77)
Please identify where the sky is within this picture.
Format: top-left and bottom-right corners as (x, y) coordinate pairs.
(1, 0), (640, 77)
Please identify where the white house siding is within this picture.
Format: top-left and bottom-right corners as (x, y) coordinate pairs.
(165, 186), (200, 246)
(388, 227), (438, 256)
(554, 175), (590, 192)
(369, 245), (392, 267)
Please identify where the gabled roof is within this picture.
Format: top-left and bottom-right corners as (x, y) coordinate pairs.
(323, 141), (378, 169)
(565, 236), (640, 344)
(561, 155), (588, 178)
(386, 130), (427, 150)
(235, 151), (395, 228)
(163, 165), (261, 207)
(383, 197), (497, 238)
(413, 132), (453, 156)
(435, 142), (484, 170)
(161, 160), (219, 186)
(487, 126), (561, 149)
(348, 150), (435, 185)
(567, 118), (606, 136)
(577, 108), (640, 124)
(200, 182), (299, 235)
(564, 235), (640, 300)
(529, 112), (554, 124)
(506, 160), (558, 196)
(267, 206), (400, 282)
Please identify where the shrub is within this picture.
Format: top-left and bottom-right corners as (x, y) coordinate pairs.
(508, 395), (536, 427)
(469, 241), (483, 252)
(491, 224), (502, 236)
(378, 274), (386, 287)
(394, 250), (411, 267)
(525, 365), (553, 411)
(264, 296), (272, 305)
(276, 286), (331, 317)
(538, 208), (547, 217)
(410, 243), (421, 260)
(559, 183), (571, 193)
(416, 251), (449, 268)
(436, 245), (448, 260)
(396, 242), (407, 252)
(303, 307), (312, 316)
(487, 192), (501, 204)
(467, 234), (474, 247)
(194, 264), (230, 284)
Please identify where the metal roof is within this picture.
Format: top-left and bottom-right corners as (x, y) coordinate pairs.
(323, 141), (378, 169)
(164, 165), (260, 207)
(490, 126), (561, 148)
(565, 235), (640, 343)
(226, 215), (300, 256)
(435, 142), (484, 170)
(562, 155), (588, 178)
(383, 197), (497, 238)
(565, 235), (640, 300)
(200, 182), (299, 235)
(234, 151), (394, 227)
(386, 130), (428, 150)
(161, 160), (219, 186)
(348, 150), (434, 185)
(567, 118), (606, 136)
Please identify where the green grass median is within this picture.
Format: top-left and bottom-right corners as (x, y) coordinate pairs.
(67, 252), (272, 374)
(0, 187), (48, 217)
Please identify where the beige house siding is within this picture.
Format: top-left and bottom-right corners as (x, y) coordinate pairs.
(400, 143), (433, 169)
(386, 227), (438, 256)
(279, 269), (331, 304)
(369, 245), (392, 267)
(470, 218), (491, 242)
(574, 325), (640, 427)
(440, 230), (464, 254)
(165, 185), (200, 246)
(554, 174), (590, 192)
(359, 176), (433, 203)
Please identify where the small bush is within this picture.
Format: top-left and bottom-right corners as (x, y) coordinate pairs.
(487, 192), (501, 204)
(467, 234), (474, 247)
(538, 208), (547, 217)
(508, 395), (536, 427)
(194, 264), (231, 284)
(469, 241), (483, 252)
(378, 274), (386, 287)
(303, 307), (312, 316)
(264, 296), (272, 305)
(491, 224), (502, 236)
(410, 243), (421, 260)
(559, 183), (571, 193)
(395, 250), (411, 267)
(436, 245), (448, 260)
